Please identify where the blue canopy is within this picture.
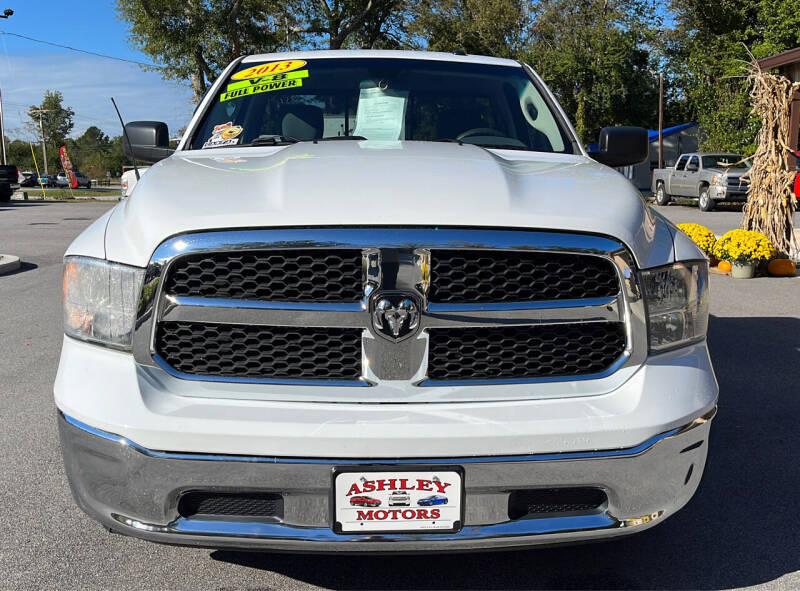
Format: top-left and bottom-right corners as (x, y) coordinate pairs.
(648, 122), (698, 143)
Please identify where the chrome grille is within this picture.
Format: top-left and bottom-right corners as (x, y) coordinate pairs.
(427, 323), (626, 381)
(135, 228), (640, 394)
(156, 322), (362, 380)
(430, 250), (618, 303)
(164, 249), (362, 302)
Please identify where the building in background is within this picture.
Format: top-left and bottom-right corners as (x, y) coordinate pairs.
(621, 122), (700, 191)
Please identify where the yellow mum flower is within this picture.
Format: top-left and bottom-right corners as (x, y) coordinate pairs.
(711, 229), (775, 264)
(677, 223), (716, 255)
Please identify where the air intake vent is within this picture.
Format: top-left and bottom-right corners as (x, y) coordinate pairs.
(508, 488), (606, 520)
(178, 492), (283, 520)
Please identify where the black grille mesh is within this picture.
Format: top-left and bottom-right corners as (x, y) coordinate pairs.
(430, 250), (619, 303)
(508, 488), (606, 520)
(156, 322), (362, 380)
(178, 492), (283, 519)
(164, 249), (363, 302)
(427, 322), (626, 381)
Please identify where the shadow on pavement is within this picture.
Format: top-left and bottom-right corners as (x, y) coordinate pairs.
(0, 201), (51, 211)
(211, 315), (800, 590)
(0, 262), (38, 276)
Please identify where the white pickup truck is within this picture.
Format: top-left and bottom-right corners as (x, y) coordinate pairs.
(56, 50), (717, 552)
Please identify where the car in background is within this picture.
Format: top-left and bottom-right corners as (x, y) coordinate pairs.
(0, 164), (19, 201)
(417, 495), (448, 506)
(38, 174), (58, 187)
(19, 171), (36, 187)
(120, 166), (150, 198)
(349, 495), (381, 507)
(388, 491), (411, 506)
(56, 171), (92, 189)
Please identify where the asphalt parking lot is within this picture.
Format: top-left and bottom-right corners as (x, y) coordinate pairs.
(1, 200), (799, 590)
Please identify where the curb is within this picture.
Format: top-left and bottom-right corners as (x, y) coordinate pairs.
(0, 254), (21, 275)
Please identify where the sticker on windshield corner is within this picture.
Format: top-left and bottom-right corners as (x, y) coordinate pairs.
(202, 122), (243, 149)
(220, 72), (307, 102)
(232, 60), (307, 80)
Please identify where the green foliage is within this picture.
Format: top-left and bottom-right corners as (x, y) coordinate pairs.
(523, 0), (660, 144)
(294, 0), (402, 49)
(116, 0), (286, 100)
(669, 0), (800, 154)
(408, 0), (529, 58)
(26, 90), (75, 171)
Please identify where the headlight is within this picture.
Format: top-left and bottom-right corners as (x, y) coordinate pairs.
(62, 256), (145, 349)
(640, 261), (709, 352)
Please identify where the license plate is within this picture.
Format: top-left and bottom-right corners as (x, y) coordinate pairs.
(333, 469), (463, 533)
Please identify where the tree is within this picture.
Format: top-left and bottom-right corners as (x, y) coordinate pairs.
(408, 0), (529, 58)
(523, 0), (660, 144)
(668, 0), (800, 154)
(26, 90), (75, 172)
(293, 0), (402, 49)
(116, 0), (286, 102)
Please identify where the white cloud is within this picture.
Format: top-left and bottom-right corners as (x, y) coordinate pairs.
(0, 53), (195, 140)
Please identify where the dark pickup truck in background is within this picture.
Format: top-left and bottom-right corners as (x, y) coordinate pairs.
(0, 164), (19, 202)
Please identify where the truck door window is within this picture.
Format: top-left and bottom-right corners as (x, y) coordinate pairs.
(686, 156), (699, 171)
(675, 156), (688, 171)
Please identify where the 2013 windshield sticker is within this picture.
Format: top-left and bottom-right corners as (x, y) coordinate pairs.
(232, 59), (307, 80)
(202, 122), (243, 149)
(220, 70), (308, 102)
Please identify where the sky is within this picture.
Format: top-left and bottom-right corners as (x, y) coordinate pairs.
(0, 1), (194, 141)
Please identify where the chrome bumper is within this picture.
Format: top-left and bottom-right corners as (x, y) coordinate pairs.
(711, 186), (747, 201)
(58, 408), (715, 552)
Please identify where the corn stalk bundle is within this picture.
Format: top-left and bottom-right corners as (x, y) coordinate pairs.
(741, 62), (799, 258)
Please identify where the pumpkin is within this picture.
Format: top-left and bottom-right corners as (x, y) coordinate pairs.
(767, 259), (796, 276)
(718, 260), (732, 272)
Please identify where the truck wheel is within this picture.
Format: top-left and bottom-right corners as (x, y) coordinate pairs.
(655, 183), (670, 206)
(699, 186), (714, 211)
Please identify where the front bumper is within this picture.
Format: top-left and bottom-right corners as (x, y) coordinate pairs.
(59, 408), (715, 552)
(711, 186), (747, 201)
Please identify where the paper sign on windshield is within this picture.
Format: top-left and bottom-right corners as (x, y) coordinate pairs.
(353, 87), (408, 141)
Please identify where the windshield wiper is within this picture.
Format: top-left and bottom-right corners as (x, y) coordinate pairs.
(243, 135), (300, 147)
(474, 143), (534, 152)
(315, 135), (367, 142)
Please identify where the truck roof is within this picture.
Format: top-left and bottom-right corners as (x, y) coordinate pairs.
(241, 49), (522, 69)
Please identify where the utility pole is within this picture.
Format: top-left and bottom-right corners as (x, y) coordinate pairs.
(0, 9), (14, 165)
(30, 109), (50, 174)
(658, 72), (664, 170)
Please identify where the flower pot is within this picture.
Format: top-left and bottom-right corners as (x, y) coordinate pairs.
(731, 262), (755, 279)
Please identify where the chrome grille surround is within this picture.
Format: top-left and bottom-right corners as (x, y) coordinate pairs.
(132, 229), (646, 387)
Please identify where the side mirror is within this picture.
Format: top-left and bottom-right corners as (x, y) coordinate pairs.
(123, 121), (173, 163)
(589, 126), (649, 168)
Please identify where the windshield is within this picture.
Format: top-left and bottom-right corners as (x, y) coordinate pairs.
(701, 155), (749, 169)
(189, 57), (574, 153)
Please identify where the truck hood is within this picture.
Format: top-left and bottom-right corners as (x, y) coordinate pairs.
(706, 167), (747, 179)
(102, 141), (675, 268)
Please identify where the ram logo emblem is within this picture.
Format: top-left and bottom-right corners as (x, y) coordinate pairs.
(372, 295), (420, 342)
